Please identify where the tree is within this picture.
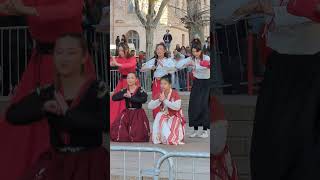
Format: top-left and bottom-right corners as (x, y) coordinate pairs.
(134, 0), (170, 59)
(170, 0), (210, 43)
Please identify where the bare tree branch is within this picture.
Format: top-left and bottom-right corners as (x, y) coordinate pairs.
(134, 0), (147, 26)
(153, 0), (170, 25)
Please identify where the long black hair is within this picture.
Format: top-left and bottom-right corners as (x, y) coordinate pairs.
(160, 74), (172, 85)
(154, 42), (169, 67)
(191, 38), (204, 60)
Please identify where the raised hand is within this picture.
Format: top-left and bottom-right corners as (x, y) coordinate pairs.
(159, 92), (165, 102)
(124, 92), (131, 98)
(54, 91), (69, 116)
(43, 100), (61, 115)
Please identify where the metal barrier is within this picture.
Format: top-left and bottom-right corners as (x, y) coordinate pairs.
(110, 145), (210, 180)
(109, 69), (192, 92)
(110, 145), (174, 180)
(0, 26), (108, 96)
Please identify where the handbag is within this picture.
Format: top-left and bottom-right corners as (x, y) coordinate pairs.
(287, 0), (320, 22)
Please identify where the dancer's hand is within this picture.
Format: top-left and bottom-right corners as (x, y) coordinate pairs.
(54, 91), (69, 116)
(159, 92), (165, 102)
(9, 0), (38, 16)
(124, 91), (131, 98)
(43, 100), (61, 115)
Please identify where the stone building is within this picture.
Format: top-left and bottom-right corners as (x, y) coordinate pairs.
(110, 0), (210, 53)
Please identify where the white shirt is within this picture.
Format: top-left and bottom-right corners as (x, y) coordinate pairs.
(141, 57), (176, 78)
(176, 55), (210, 79)
(265, 0), (320, 55)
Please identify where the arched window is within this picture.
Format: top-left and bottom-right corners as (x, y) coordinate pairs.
(126, 30), (140, 51)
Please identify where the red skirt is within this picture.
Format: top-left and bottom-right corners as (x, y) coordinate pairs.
(110, 78), (127, 127)
(212, 146), (238, 180)
(152, 79), (161, 119)
(19, 147), (108, 180)
(0, 50), (95, 180)
(111, 109), (150, 142)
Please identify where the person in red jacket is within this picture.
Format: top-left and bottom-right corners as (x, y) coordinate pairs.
(0, 0), (96, 179)
(110, 41), (137, 127)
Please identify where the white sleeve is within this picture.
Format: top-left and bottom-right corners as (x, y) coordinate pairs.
(176, 57), (192, 69)
(272, 6), (312, 27)
(212, 120), (228, 155)
(148, 99), (161, 110)
(163, 58), (177, 73)
(141, 58), (155, 72)
(163, 99), (181, 111)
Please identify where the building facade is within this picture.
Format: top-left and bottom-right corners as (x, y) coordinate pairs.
(110, 0), (210, 53)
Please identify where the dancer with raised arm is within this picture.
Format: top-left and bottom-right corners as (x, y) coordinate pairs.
(148, 75), (186, 145)
(141, 43), (176, 119)
(111, 72), (150, 142)
(110, 41), (136, 126)
(176, 38), (211, 138)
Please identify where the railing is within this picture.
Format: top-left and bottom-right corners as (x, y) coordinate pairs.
(109, 69), (193, 92)
(110, 145), (210, 180)
(0, 26), (108, 96)
(110, 146), (174, 180)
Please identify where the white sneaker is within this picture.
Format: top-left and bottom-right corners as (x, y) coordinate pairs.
(198, 131), (209, 138)
(189, 130), (199, 138)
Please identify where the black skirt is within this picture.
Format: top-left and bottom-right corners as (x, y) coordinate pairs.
(189, 78), (211, 129)
(251, 52), (320, 180)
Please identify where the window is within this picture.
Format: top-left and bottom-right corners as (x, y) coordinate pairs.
(126, 30), (140, 51)
(127, 0), (135, 14)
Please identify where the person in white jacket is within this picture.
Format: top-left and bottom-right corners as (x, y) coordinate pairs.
(141, 43), (176, 119)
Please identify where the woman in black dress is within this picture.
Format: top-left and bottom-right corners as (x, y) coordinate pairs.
(5, 33), (108, 180)
(111, 72), (150, 142)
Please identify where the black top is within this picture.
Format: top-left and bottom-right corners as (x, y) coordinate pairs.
(112, 87), (147, 109)
(6, 80), (108, 148)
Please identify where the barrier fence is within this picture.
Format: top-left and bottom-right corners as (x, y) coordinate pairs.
(0, 24), (264, 96)
(0, 26), (108, 96)
(109, 69), (192, 92)
(110, 145), (210, 180)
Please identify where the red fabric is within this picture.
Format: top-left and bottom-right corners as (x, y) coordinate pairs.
(109, 56), (137, 126)
(212, 146), (239, 180)
(111, 109), (150, 142)
(210, 96), (226, 123)
(19, 147), (108, 180)
(116, 56), (137, 75)
(200, 60), (210, 68)
(151, 79), (161, 119)
(0, 51), (95, 180)
(287, 0), (320, 22)
(210, 96), (238, 180)
(24, 0), (83, 43)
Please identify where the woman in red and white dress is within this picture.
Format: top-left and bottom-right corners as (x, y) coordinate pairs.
(148, 74), (186, 145)
(141, 43), (176, 119)
(110, 42), (137, 127)
(211, 96), (238, 180)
